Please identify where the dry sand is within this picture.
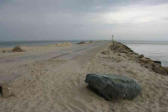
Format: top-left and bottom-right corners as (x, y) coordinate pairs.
(0, 42), (168, 112)
(0, 42), (72, 57)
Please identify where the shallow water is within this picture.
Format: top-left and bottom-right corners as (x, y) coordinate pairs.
(126, 44), (168, 66)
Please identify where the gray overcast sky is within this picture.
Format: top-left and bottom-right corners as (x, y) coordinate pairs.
(0, 0), (168, 41)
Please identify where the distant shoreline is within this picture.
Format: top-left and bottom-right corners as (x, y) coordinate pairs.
(0, 40), (95, 48)
(1, 40), (168, 48)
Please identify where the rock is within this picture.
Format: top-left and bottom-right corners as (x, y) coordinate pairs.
(77, 41), (87, 44)
(139, 58), (153, 64)
(2, 50), (6, 53)
(138, 55), (144, 58)
(153, 61), (161, 65)
(85, 74), (141, 100)
(138, 57), (168, 75)
(101, 50), (109, 55)
(12, 46), (24, 52)
(0, 84), (13, 98)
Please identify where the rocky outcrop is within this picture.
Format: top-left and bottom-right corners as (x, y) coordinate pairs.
(109, 42), (168, 75)
(85, 74), (141, 100)
(110, 42), (135, 54)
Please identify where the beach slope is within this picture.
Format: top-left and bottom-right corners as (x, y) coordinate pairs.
(0, 41), (168, 112)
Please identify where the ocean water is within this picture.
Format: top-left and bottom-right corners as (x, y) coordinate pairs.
(121, 41), (168, 66)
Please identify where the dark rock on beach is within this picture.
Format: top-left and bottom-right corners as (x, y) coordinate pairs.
(153, 61), (161, 65)
(101, 50), (110, 55)
(138, 55), (144, 58)
(85, 74), (141, 100)
(2, 50), (6, 53)
(12, 46), (24, 52)
(77, 41), (87, 44)
(0, 84), (13, 98)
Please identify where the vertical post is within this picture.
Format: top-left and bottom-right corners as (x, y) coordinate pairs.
(112, 35), (114, 46)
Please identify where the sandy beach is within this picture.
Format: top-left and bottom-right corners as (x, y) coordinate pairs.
(0, 41), (168, 112)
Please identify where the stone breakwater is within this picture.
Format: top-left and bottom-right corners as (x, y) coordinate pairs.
(104, 41), (168, 76)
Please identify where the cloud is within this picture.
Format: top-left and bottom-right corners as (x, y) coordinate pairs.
(100, 4), (168, 24)
(0, 0), (168, 41)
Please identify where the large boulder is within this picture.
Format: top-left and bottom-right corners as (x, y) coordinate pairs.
(85, 74), (141, 100)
